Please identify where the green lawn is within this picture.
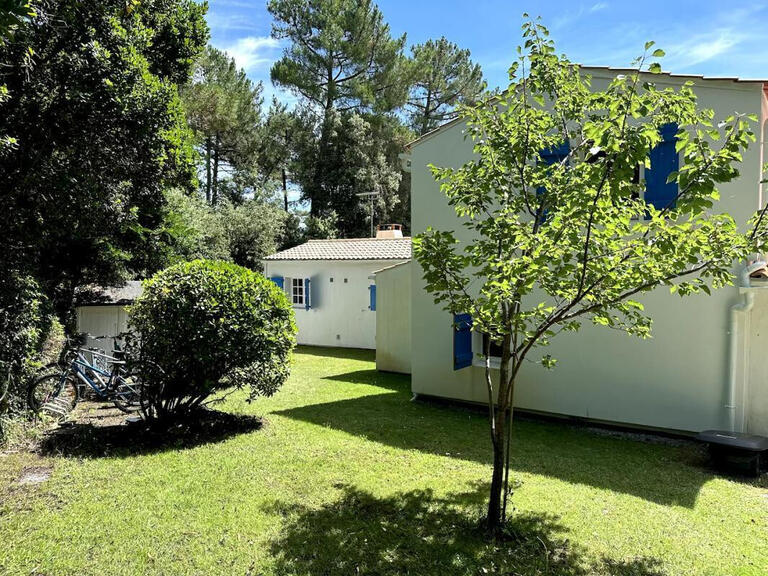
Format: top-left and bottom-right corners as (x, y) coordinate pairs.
(1, 347), (766, 576)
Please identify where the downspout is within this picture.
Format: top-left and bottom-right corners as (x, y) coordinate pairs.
(726, 267), (754, 432)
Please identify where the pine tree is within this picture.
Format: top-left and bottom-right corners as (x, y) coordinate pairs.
(408, 37), (485, 136)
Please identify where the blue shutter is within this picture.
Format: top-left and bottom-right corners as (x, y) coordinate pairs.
(537, 141), (570, 222)
(453, 313), (473, 370)
(304, 278), (311, 310)
(369, 284), (377, 311)
(270, 276), (284, 289)
(645, 123), (679, 218)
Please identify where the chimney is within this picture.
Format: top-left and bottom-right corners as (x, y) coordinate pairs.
(376, 224), (403, 239)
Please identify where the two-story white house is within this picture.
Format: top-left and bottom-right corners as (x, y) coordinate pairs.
(382, 67), (768, 437)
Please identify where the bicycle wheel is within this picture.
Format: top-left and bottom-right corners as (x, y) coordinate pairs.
(111, 371), (142, 413)
(27, 372), (79, 415)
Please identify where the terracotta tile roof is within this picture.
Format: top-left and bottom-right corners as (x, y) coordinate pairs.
(265, 238), (412, 261)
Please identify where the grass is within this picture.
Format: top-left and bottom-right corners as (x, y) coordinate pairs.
(1, 346), (766, 576)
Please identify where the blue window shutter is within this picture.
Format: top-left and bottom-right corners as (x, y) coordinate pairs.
(369, 284), (377, 311)
(645, 123), (679, 218)
(537, 141), (570, 222)
(453, 313), (473, 370)
(270, 276), (284, 289)
(304, 278), (311, 310)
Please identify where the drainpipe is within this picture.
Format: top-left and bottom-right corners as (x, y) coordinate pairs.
(726, 267), (754, 432)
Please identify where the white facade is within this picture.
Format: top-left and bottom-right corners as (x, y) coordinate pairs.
(404, 70), (768, 435)
(374, 261), (412, 373)
(76, 305), (130, 353)
(263, 259), (405, 349)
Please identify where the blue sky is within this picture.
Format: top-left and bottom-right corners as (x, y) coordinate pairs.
(207, 0), (768, 105)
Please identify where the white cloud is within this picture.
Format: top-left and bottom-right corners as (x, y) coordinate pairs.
(590, 2), (609, 12)
(220, 36), (281, 72)
(665, 29), (745, 68)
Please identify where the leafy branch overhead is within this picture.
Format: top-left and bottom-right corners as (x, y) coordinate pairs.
(413, 17), (768, 532)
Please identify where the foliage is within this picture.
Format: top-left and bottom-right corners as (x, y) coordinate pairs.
(0, 0), (208, 318)
(268, 0), (411, 232)
(0, 0), (33, 153)
(291, 108), (406, 236)
(256, 98), (300, 210)
(414, 19), (767, 533)
(269, 0), (408, 114)
(127, 260), (297, 419)
(161, 189), (288, 270)
(182, 45), (263, 205)
(162, 188), (231, 263)
(0, 273), (51, 440)
(219, 200), (288, 270)
(408, 37), (485, 136)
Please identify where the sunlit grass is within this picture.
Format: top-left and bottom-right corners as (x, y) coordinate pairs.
(0, 346), (766, 575)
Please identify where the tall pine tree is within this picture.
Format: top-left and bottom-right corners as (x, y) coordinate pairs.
(268, 0), (410, 234)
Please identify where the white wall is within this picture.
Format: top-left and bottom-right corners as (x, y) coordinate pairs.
(76, 305), (130, 353)
(409, 74), (766, 433)
(375, 261), (412, 373)
(264, 259), (405, 349)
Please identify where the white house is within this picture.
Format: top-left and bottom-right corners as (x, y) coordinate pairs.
(263, 228), (411, 349)
(382, 67), (768, 437)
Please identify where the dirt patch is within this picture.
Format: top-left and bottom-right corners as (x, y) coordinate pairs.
(17, 465), (52, 485)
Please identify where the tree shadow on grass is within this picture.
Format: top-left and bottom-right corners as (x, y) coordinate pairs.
(275, 380), (714, 507)
(38, 408), (263, 458)
(268, 484), (667, 576)
(295, 346), (375, 363)
(322, 369), (410, 391)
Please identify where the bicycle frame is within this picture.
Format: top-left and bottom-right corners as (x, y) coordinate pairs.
(67, 348), (124, 399)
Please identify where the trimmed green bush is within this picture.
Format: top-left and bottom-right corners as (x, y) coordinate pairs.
(127, 260), (297, 419)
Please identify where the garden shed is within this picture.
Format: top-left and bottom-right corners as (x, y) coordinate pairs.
(75, 281), (143, 353)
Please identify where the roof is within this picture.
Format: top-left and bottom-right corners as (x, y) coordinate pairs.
(406, 65), (767, 149)
(75, 281), (143, 306)
(373, 260), (412, 275)
(265, 238), (412, 261)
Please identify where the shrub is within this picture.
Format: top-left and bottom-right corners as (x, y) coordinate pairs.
(127, 260), (297, 419)
(0, 272), (53, 442)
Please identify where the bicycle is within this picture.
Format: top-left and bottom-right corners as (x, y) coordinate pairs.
(27, 334), (143, 416)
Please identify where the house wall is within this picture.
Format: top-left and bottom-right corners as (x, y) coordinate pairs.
(375, 261), (412, 373)
(76, 305), (130, 353)
(263, 259), (405, 349)
(410, 73), (766, 433)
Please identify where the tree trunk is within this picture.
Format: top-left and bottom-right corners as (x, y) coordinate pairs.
(205, 137), (212, 204)
(212, 133), (220, 206)
(282, 167), (288, 211)
(486, 336), (514, 535)
(487, 405), (506, 532)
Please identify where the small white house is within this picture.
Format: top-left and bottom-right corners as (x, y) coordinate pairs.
(381, 68), (768, 437)
(263, 229), (411, 349)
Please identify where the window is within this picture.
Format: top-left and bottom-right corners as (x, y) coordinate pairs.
(482, 333), (505, 358)
(291, 278), (305, 306)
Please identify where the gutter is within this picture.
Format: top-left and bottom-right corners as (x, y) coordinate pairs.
(726, 267), (755, 432)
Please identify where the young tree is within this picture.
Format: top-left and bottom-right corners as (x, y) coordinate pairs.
(414, 19), (768, 534)
(182, 46), (263, 205)
(268, 0), (410, 226)
(408, 37), (485, 136)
